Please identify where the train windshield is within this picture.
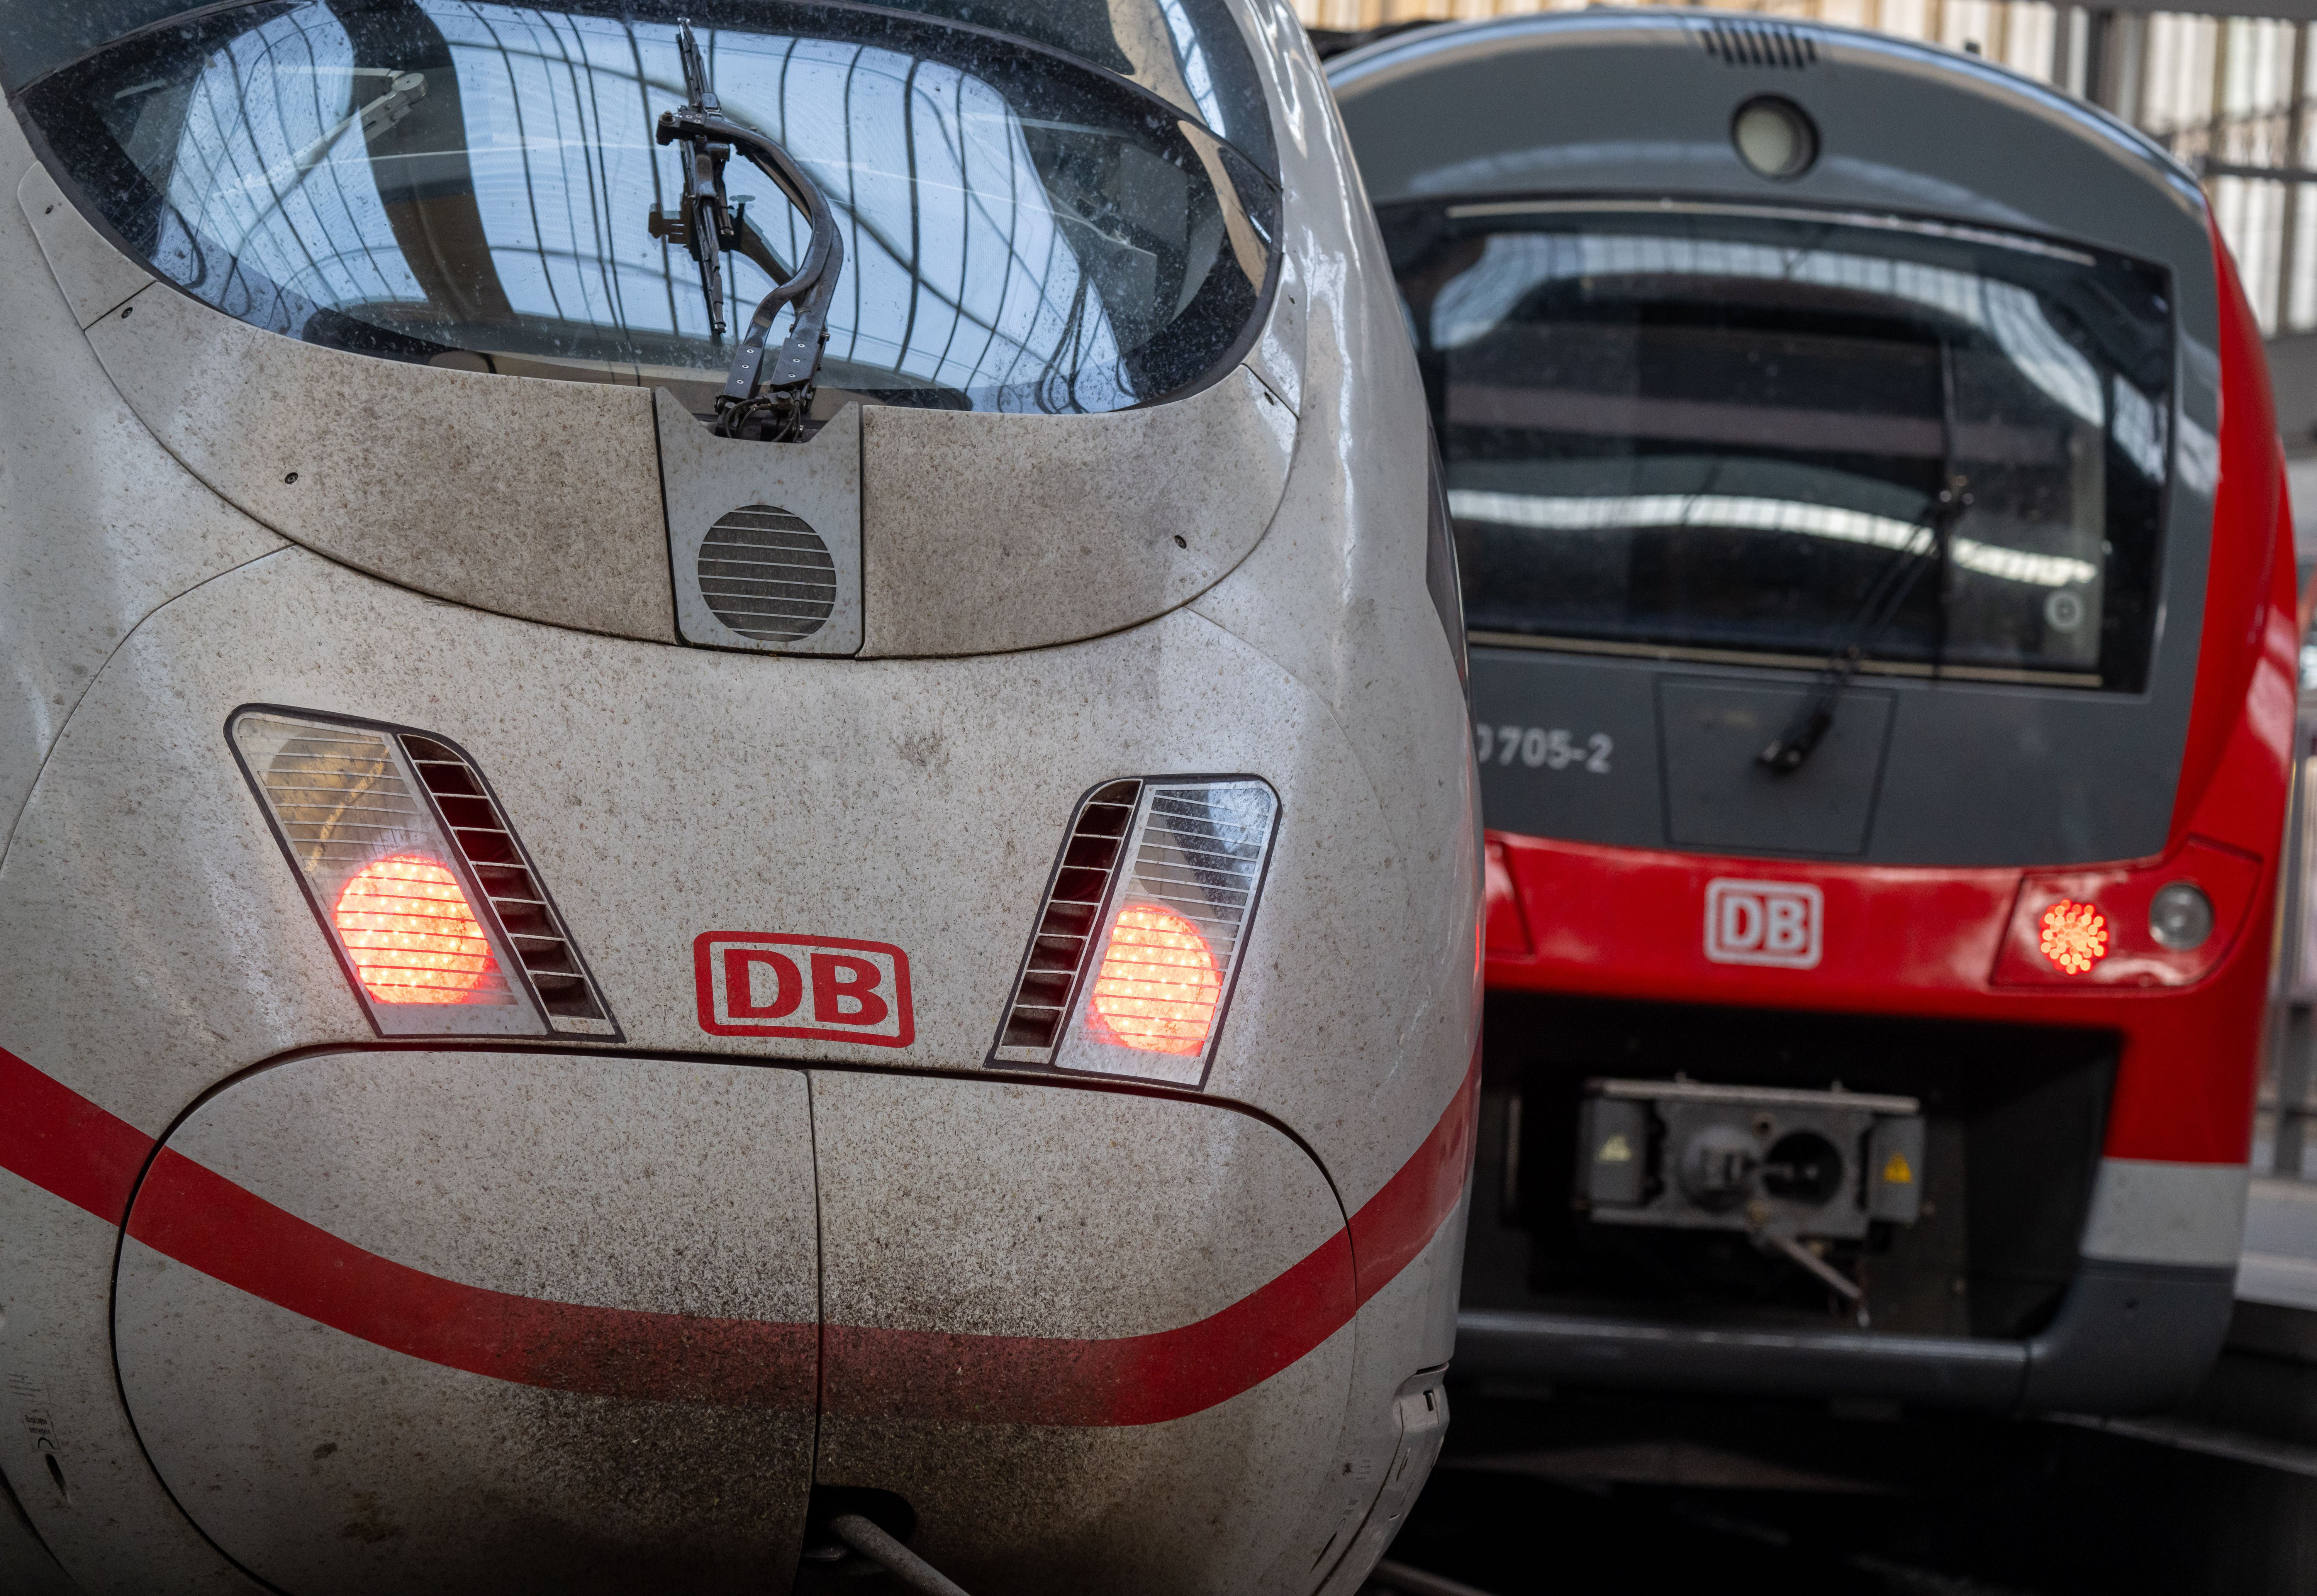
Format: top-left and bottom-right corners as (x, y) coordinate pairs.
(10, 0), (1278, 414)
(1388, 204), (2172, 691)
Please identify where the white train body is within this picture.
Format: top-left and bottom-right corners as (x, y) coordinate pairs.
(0, 2), (1479, 1591)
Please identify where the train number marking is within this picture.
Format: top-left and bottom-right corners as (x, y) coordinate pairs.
(1475, 723), (1611, 774)
(694, 932), (915, 1046)
(1703, 880), (1823, 970)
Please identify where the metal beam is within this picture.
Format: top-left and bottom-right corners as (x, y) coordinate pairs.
(2200, 161), (2317, 180)
(2080, 0), (2317, 20)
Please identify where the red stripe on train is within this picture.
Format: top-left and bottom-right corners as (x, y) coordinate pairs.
(0, 1047), (150, 1223)
(128, 1143), (816, 1410)
(0, 1045), (1477, 1425)
(821, 1232), (1360, 1426)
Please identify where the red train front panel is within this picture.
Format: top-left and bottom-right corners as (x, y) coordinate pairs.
(1334, 12), (2293, 1411)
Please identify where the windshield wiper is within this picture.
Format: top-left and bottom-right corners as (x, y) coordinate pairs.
(648, 20), (845, 441)
(1757, 343), (1969, 774)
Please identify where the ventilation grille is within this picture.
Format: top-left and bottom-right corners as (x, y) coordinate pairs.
(992, 779), (1144, 1062)
(401, 735), (615, 1035)
(698, 505), (836, 642)
(1698, 19), (1818, 68)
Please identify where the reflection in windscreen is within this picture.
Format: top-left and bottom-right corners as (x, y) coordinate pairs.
(1389, 210), (2171, 691)
(58, 0), (1275, 413)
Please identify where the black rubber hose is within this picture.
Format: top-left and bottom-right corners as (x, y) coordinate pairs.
(827, 1513), (972, 1596)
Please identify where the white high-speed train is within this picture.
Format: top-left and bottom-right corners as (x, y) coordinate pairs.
(0, 2), (1478, 1591)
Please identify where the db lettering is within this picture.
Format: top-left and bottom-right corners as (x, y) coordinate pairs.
(695, 933), (914, 1045)
(1703, 880), (1823, 970)
(1719, 893), (1808, 955)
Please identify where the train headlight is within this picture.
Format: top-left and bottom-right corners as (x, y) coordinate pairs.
(1732, 95), (1818, 181)
(230, 707), (617, 1039)
(990, 776), (1278, 1087)
(2149, 882), (2216, 951)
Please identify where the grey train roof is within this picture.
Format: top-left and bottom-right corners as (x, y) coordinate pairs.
(1326, 9), (2210, 282)
(1328, 10), (2232, 869)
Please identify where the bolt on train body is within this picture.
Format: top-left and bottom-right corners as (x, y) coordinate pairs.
(1332, 10), (2294, 1414)
(0, 2), (1480, 1590)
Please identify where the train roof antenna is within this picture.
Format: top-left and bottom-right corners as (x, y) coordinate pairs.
(647, 18), (845, 441)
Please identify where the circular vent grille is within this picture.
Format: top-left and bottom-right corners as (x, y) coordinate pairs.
(697, 505), (836, 642)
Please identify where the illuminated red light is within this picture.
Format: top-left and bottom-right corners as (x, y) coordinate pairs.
(332, 854), (498, 1003)
(2038, 898), (2109, 974)
(1089, 903), (1222, 1056)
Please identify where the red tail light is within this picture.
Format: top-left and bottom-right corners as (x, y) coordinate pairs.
(1994, 838), (2261, 987)
(991, 777), (1278, 1086)
(231, 708), (617, 1038)
(1087, 903), (1221, 1056)
(2037, 898), (2108, 974)
(332, 854), (499, 1004)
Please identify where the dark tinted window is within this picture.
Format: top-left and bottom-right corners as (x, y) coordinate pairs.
(18, 0), (1279, 415)
(2, 0), (1276, 170)
(1382, 203), (2172, 691)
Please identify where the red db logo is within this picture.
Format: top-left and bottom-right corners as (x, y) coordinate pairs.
(1704, 879), (1823, 970)
(694, 933), (914, 1046)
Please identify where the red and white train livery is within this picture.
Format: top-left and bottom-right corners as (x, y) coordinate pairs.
(1335, 9), (2293, 1413)
(0, 2), (1478, 1589)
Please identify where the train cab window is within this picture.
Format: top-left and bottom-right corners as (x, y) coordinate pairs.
(8, 0), (1280, 415)
(1384, 203), (2172, 691)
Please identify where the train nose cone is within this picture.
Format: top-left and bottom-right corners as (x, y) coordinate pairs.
(1679, 1125), (1762, 1210)
(112, 1051), (823, 1595)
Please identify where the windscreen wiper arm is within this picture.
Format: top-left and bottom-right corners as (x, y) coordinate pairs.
(1754, 481), (1969, 772)
(1757, 343), (1968, 774)
(648, 19), (845, 441)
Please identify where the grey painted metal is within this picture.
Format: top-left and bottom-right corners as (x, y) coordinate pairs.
(2081, 1157), (2251, 1267)
(2020, 1259), (2239, 1410)
(2236, 1178), (2317, 1308)
(1659, 681), (1896, 858)
(856, 365), (1296, 657)
(1454, 1306), (2031, 1406)
(807, 1069), (1365, 1589)
(1333, 11), (2220, 867)
(1455, 1258), (2237, 1413)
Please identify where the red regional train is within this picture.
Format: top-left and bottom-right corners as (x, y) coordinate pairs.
(1333, 9), (2295, 1412)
